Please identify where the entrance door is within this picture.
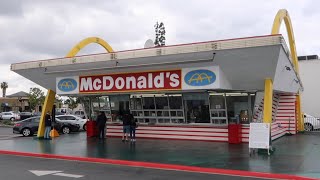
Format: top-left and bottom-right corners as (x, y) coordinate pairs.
(183, 93), (210, 123)
(109, 95), (130, 122)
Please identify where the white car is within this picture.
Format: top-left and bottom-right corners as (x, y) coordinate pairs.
(0, 112), (20, 121)
(56, 114), (87, 131)
(304, 113), (320, 131)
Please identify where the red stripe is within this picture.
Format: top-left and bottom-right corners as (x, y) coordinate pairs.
(276, 116), (296, 118)
(280, 98), (296, 100)
(0, 150), (315, 180)
(107, 135), (228, 142)
(277, 105), (295, 107)
(107, 128), (228, 134)
(107, 124), (228, 129)
(109, 132), (228, 138)
(277, 108), (295, 111)
(277, 112), (294, 114)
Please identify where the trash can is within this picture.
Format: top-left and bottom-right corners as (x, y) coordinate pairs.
(86, 120), (98, 137)
(228, 124), (241, 144)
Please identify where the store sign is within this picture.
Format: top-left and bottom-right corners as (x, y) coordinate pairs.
(56, 66), (221, 95)
(182, 66), (219, 90)
(56, 76), (79, 95)
(79, 69), (181, 93)
(184, 69), (216, 86)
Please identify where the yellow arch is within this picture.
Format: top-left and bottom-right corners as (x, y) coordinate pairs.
(271, 9), (303, 132)
(66, 37), (114, 57)
(271, 9), (298, 72)
(38, 37), (114, 138)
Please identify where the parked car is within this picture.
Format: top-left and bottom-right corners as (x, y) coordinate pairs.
(304, 113), (320, 131)
(19, 112), (33, 120)
(56, 114), (88, 131)
(13, 116), (80, 136)
(73, 110), (86, 119)
(0, 112), (20, 121)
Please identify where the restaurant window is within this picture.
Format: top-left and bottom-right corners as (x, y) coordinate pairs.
(109, 95), (130, 122)
(142, 95), (156, 123)
(168, 94), (184, 123)
(99, 96), (112, 121)
(155, 94), (170, 123)
(209, 93), (227, 124)
(183, 92), (210, 123)
(226, 93), (255, 124)
(130, 95), (144, 123)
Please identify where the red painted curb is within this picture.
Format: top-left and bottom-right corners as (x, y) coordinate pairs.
(0, 150), (316, 180)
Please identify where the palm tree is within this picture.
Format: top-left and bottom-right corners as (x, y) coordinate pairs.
(1, 82), (8, 97)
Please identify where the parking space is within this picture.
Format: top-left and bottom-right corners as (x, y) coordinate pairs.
(0, 127), (319, 179)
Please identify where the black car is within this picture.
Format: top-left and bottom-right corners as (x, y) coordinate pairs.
(19, 112), (33, 120)
(13, 116), (80, 136)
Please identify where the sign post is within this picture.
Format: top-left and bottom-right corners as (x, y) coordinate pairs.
(249, 123), (272, 155)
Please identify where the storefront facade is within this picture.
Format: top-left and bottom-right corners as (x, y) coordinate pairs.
(11, 33), (303, 142)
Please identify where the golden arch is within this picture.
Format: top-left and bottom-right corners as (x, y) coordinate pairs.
(66, 37), (114, 57)
(271, 9), (298, 72)
(271, 9), (303, 131)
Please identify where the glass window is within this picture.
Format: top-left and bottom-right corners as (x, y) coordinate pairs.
(143, 96), (155, 109)
(226, 93), (255, 124)
(109, 95), (130, 122)
(130, 95), (142, 110)
(210, 94), (226, 109)
(184, 93), (210, 123)
(168, 95), (182, 109)
(155, 95), (168, 109)
(99, 96), (110, 110)
(67, 116), (76, 120)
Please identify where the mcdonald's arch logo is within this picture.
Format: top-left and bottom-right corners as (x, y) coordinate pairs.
(184, 69), (216, 86)
(58, 78), (78, 92)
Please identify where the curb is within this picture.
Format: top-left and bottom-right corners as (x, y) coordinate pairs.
(0, 150), (317, 180)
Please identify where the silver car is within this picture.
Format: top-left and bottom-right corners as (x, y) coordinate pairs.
(0, 112), (20, 121)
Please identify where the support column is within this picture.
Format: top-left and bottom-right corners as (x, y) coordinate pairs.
(263, 79), (273, 124)
(37, 89), (56, 138)
(296, 94), (304, 131)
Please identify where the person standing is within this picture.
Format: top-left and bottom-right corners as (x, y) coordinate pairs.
(122, 112), (130, 142)
(44, 111), (52, 140)
(129, 113), (138, 142)
(96, 111), (107, 139)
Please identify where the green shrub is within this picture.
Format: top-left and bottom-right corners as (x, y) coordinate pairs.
(2, 120), (14, 126)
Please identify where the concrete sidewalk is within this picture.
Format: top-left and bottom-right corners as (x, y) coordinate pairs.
(0, 128), (319, 179)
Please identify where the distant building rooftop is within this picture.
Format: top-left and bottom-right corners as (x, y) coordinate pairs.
(7, 91), (29, 98)
(298, 55), (319, 61)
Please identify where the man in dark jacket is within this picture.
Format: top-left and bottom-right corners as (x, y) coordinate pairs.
(122, 112), (131, 142)
(96, 111), (107, 139)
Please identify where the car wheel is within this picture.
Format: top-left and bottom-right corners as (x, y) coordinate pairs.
(304, 123), (313, 131)
(10, 117), (15, 121)
(22, 128), (32, 137)
(62, 126), (70, 134)
(83, 124), (86, 131)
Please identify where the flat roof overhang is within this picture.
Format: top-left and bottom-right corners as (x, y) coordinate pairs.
(11, 34), (303, 95)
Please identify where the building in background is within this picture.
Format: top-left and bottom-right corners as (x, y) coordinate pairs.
(0, 91), (30, 112)
(299, 55), (320, 117)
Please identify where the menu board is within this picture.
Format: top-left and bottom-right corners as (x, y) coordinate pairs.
(249, 123), (270, 149)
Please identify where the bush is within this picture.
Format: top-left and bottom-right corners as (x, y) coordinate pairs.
(2, 120), (14, 126)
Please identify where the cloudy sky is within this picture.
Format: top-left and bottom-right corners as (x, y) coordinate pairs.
(0, 0), (318, 96)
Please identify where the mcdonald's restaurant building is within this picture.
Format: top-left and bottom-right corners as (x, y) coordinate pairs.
(11, 10), (304, 143)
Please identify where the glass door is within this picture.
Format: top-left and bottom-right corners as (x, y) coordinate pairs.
(109, 95), (130, 122)
(183, 93), (210, 123)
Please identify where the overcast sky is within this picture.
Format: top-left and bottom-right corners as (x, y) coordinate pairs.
(0, 0), (318, 96)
